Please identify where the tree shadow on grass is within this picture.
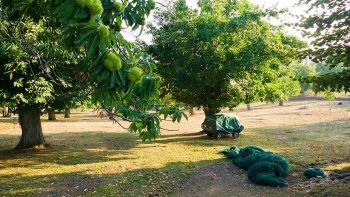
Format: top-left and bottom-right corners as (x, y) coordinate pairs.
(1, 155), (346, 197)
(0, 131), (140, 167)
(0, 158), (290, 197)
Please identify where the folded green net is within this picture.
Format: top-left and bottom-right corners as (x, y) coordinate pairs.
(220, 145), (289, 187)
(304, 166), (326, 178)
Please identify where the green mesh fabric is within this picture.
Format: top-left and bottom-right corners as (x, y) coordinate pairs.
(205, 114), (244, 134)
(220, 146), (289, 187)
(248, 161), (287, 187)
(304, 167), (326, 178)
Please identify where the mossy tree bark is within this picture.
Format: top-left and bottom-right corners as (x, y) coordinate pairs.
(16, 107), (45, 149)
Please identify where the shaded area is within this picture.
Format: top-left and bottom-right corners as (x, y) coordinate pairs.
(0, 132), (139, 167)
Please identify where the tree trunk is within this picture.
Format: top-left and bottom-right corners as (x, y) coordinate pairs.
(48, 110), (56, 120)
(16, 108), (45, 149)
(189, 106), (196, 116)
(279, 100), (284, 106)
(203, 107), (220, 116)
(247, 104), (251, 111)
(3, 106), (10, 117)
(64, 108), (70, 118)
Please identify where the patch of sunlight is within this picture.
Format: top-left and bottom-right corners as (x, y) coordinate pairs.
(324, 162), (350, 171)
(7, 188), (41, 195)
(242, 130), (259, 137)
(85, 147), (109, 152)
(0, 164), (78, 177)
(268, 147), (291, 154)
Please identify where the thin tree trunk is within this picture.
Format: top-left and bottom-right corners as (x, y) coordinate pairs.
(16, 107), (45, 149)
(48, 110), (56, 120)
(329, 101), (331, 110)
(189, 106), (196, 116)
(247, 104), (251, 111)
(3, 106), (10, 117)
(64, 108), (70, 118)
(279, 100), (284, 106)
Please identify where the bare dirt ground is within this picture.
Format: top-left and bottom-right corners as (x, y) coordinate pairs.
(0, 97), (350, 196)
(1, 98), (349, 138)
(173, 99), (350, 197)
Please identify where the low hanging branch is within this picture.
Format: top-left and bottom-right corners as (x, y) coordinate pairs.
(103, 107), (181, 132)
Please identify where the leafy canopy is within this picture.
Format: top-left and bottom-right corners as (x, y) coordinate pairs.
(0, 10), (82, 110)
(1, 0), (185, 141)
(264, 66), (301, 103)
(151, 0), (303, 113)
(300, 0), (350, 91)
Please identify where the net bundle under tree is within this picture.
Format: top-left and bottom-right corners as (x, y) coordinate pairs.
(220, 145), (289, 187)
(304, 166), (326, 178)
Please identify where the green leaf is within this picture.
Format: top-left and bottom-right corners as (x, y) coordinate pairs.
(87, 34), (99, 57)
(75, 29), (97, 44)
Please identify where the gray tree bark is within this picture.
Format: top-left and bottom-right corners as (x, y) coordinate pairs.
(16, 108), (45, 149)
(247, 104), (252, 111)
(48, 110), (56, 120)
(279, 100), (284, 106)
(2, 106), (10, 117)
(64, 108), (70, 118)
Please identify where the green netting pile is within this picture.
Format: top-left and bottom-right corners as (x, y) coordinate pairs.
(304, 167), (326, 178)
(220, 145), (289, 187)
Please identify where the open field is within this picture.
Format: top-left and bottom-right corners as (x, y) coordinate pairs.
(1, 98), (350, 196)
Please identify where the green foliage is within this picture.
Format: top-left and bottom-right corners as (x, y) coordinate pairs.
(1, 0), (185, 142)
(323, 87), (336, 101)
(151, 0), (301, 114)
(290, 62), (316, 92)
(300, 0), (350, 92)
(124, 103), (187, 141)
(265, 66), (301, 103)
(113, 1), (124, 15)
(0, 9), (81, 111)
(316, 63), (343, 77)
(312, 63), (344, 92)
(56, 0), (186, 141)
(237, 75), (266, 105)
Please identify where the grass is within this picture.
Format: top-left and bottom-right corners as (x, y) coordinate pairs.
(0, 99), (350, 196)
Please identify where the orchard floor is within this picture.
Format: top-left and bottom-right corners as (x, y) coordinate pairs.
(1, 98), (350, 196)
